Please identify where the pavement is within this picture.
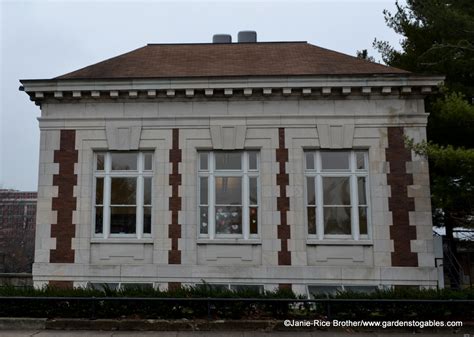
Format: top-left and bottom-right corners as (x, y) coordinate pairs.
(0, 332), (470, 336)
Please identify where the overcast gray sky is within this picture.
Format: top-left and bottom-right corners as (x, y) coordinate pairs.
(0, 0), (405, 191)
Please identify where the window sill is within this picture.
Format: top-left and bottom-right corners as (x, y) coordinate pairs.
(306, 239), (373, 246)
(197, 239), (262, 245)
(90, 238), (154, 244)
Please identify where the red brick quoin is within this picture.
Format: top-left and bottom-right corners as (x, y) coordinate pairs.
(50, 130), (78, 265)
(385, 127), (418, 267)
(168, 129), (182, 289)
(49, 280), (74, 289)
(276, 128), (291, 270)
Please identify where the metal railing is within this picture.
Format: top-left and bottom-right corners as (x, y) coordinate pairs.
(0, 296), (472, 320)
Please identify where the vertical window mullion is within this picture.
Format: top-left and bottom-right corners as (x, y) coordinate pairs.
(243, 152), (249, 240)
(103, 153), (112, 239)
(209, 152), (216, 240)
(316, 152), (324, 240)
(136, 153), (144, 239)
(350, 152), (360, 240)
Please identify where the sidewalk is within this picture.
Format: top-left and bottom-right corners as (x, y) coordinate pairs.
(0, 332), (468, 336)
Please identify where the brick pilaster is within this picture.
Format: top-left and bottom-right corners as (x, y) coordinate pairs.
(168, 129), (182, 264)
(386, 127), (418, 267)
(50, 130), (77, 264)
(276, 128), (291, 265)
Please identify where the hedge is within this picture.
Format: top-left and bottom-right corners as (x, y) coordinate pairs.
(0, 285), (473, 320)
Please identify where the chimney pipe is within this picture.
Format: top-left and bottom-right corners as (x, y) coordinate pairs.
(238, 31), (257, 43)
(212, 34), (232, 44)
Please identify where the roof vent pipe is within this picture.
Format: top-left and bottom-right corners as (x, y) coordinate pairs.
(213, 34), (232, 44)
(238, 31), (257, 43)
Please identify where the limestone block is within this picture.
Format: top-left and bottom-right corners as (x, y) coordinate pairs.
(417, 253), (435, 267)
(210, 125), (247, 149)
(124, 102), (158, 117)
(299, 100), (334, 115)
(34, 249), (50, 263)
(407, 185), (430, 198)
(373, 225), (390, 240)
(413, 173), (431, 186)
(197, 245), (262, 265)
(374, 252), (392, 267)
(414, 197), (432, 212)
(228, 101), (263, 117)
(317, 124), (354, 148)
(192, 101), (228, 116)
(373, 239), (393, 253)
(263, 101), (298, 115)
(90, 243), (153, 264)
(105, 121), (142, 150)
(158, 102), (192, 117)
(410, 240), (428, 253)
(307, 245), (366, 264)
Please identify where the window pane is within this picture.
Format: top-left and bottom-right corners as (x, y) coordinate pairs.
(121, 283), (153, 291)
(357, 177), (367, 205)
(96, 154), (104, 171)
(111, 153), (137, 170)
(323, 177), (350, 205)
(95, 206), (103, 234)
(250, 207), (258, 234)
(321, 151), (349, 170)
(111, 178), (136, 205)
(230, 284), (263, 293)
(249, 177), (258, 205)
(199, 153), (208, 171)
(215, 206), (242, 234)
(144, 178), (152, 205)
(144, 207), (151, 234)
(110, 207), (136, 234)
(305, 152), (315, 170)
(215, 152), (241, 170)
(95, 177), (104, 205)
(307, 207), (316, 235)
(248, 151), (258, 170)
(308, 285), (341, 298)
(306, 177), (315, 205)
(356, 152), (366, 170)
(359, 207), (368, 235)
(200, 177), (208, 204)
(200, 206), (209, 234)
(144, 153), (153, 170)
(215, 177), (242, 205)
(89, 283), (119, 291)
(344, 285), (377, 293)
(196, 283), (228, 292)
(323, 207), (351, 234)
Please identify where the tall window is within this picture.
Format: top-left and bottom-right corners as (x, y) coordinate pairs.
(94, 152), (153, 239)
(305, 151), (369, 240)
(198, 151), (259, 239)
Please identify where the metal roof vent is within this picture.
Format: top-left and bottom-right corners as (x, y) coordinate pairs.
(213, 34), (232, 44)
(238, 31), (257, 43)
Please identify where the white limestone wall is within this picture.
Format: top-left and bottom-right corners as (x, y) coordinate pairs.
(32, 96), (439, 290)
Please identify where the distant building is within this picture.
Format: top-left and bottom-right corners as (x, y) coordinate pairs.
(0, 189), (37, 273)
(21, 32), (444, 294)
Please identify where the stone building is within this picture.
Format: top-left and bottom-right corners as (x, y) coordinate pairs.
(20, 33), (443, 294)
(0, 189), (37, 273)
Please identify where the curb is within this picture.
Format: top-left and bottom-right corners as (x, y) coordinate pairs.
(0, 318), (46, 330)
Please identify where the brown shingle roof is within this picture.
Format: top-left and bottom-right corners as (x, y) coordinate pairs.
(55, 42), (409, 80)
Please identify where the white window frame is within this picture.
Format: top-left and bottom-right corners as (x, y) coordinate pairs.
(93, 152), (153, 239)
(304, 150), (370, 240)
(198, 151), (260, 240)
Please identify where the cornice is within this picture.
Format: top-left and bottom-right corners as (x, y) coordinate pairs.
(20, 75), (444, 106)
